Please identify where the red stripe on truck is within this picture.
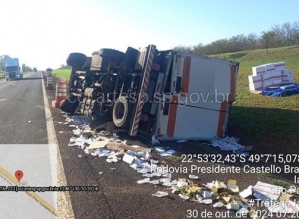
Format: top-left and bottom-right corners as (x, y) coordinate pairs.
(228, 65), (237, 102)
(217, 101), (227, 137)
(167, 96), (178, 137)
(181, 56), (191, 97)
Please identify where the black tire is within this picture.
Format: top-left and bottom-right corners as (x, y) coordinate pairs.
(59, 94), (80, 113)
(99, 49), (124, 61)
(113, 96), (133, 128)
(66, 53), (87, 68)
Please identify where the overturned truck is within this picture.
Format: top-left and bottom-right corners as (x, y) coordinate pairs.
(60, 44), (239, 141)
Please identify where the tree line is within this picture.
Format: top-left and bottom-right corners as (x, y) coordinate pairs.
(174, 21), (299, 55)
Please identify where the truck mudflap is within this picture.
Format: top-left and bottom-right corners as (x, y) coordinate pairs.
(89, 109), (112, 130)
(59, 95), (80, 114)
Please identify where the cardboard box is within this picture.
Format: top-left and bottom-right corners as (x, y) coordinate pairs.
(272, 79), (282, 85)
(248, 75), (262, 84)
(261, 72), (272, 80)
(264, 63), (275, 74)
(252, 181), (282, 201)
(282, 69), (291, 75)
(274, 62), (285, 71)
(252, 66), (266, 75)
(263, 79), (273, 88)
(289, 78), (294, 83)
(282, 69), (294, 83)
(249, 82), (262, 91)
(271, 71), (282, 78)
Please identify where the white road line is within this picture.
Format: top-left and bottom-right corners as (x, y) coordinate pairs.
(41, 73), (58, 208)
(41, 73), (75, 219)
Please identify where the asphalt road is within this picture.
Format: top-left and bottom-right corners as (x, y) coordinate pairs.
(0, 73), (56, 219)
(0, 73), (47, 144)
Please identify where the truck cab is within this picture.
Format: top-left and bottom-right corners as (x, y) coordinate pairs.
(4, 58), (23, 81)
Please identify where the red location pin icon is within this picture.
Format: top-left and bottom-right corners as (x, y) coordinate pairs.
(15, 170), (24, 182)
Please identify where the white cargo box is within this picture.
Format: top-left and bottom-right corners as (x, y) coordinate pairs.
(264, 63), (275, 74)
(261, 72), (272, 80)
(252, 66), (265, 75)
(272, 79), (282, 85)
(282, 69), (294, 83)
(282, 69), (292, 76)
(271, 71), (282, 78)
(274, 62), (285, 71)
(248, 75), (262, 84)
(282, 78), (291, 83)
(263, 80), (273, 88)
(249, 82), (262, 91)
(153, 52), (239, 140)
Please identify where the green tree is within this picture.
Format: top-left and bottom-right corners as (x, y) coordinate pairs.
(0, 55), (12, 71)
(21, 64), (32, 72)
(22, 64), (26, 72)
(59, 64), (71, 69)
(261, 31), (275, 53)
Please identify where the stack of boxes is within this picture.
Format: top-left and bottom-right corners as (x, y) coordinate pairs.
(248, 62), (294, 91)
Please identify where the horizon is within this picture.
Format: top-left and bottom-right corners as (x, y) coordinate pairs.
(0, 0), (298, 70)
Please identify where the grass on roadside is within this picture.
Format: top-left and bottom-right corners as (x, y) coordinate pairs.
(0, 71), (4, 79)
(219, 45), (299, 151)
(53, 69), (71, 80)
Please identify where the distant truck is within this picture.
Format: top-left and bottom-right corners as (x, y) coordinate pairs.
(4, 58), (23, 81)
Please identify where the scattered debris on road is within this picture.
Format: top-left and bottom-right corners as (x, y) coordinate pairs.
(209, 136), (252, 155)
(152, 191), (168, 198)
(57, 111), (298, 218)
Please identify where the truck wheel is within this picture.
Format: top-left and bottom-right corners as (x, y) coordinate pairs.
(66, 53), (87, 69)
(113, 96), (133, 128)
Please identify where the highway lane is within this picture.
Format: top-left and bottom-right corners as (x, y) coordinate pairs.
(0, 72), (48, 144)
(0, 72), (57, 218)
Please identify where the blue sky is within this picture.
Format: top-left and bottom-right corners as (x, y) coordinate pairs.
(0, 0), (298, 70)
